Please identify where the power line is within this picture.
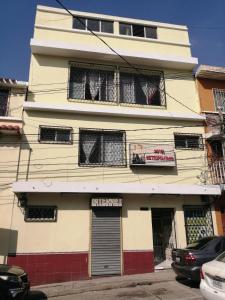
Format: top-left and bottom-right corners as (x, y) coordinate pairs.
(54, 0), (202, 117)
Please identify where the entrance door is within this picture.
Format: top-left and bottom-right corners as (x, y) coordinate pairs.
(152, 208), (176, 265)
(91, 207), (121, 276)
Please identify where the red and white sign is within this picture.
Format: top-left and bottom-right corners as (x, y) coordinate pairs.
(130, 143), (176, 167)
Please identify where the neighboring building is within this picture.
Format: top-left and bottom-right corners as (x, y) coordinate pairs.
(196, 65), (225, 235)
(0, 78), (27, 263)
(8, 5), (220, 285)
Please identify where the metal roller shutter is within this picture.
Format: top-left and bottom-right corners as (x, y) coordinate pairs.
(91, 207), (121, 275)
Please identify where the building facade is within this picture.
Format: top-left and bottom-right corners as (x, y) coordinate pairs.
(7, 6), (220, 285)
(0, 78), (27, 263)
(196, 65), (225, 235)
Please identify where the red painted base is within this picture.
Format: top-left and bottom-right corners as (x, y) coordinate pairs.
(123, 250), (154, 275)
(7, 252), (89, 286)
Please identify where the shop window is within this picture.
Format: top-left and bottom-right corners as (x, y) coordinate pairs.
(73, 17), (114, 34)
(79, 129), (126, 166)
(0, 89), (9, 116)
(25, 206), (57, 222)
(39, 126), (72, 144)
(119, 22), (157, 39)
(213, 89), (225, 112)
(174, 133), (203, 150)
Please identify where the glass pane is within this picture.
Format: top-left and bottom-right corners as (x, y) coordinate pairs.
(73, 17), (86, 30)
(69, 67), (86, 99)
(40, 128), (56, 141)
(87, 18), (100, 31)
(0, 89), (9, 116)
(187, 136), (200, 148)
(103, 132), (124, 165)
(56, 129), (71, 142)
(119, 23), (131, 35)
(174, 135), (186, 148)
(145, 26), (157, 39)
(133, 24), (144, 37)
(101, 20), (113, 33)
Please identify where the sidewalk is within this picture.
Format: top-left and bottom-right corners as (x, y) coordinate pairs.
(32, 270), (176, 298)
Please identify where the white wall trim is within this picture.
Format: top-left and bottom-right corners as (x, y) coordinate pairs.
(0, 116), (23, 122)
(35, 24), (191, 47)
(36, 5), (188, 31)
(13, 181), (221, 195)
(30, 39), (198, 70)
(23, 102), (205, 121)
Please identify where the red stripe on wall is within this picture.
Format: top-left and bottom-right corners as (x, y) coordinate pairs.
(123, 250), (154, 275)
(7, 252), (89, 286)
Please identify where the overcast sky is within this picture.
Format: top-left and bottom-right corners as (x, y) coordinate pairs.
(0, 0), (225, 81)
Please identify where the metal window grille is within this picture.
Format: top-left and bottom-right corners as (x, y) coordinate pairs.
(69, 65), (165, 107)
(79, 129), (126, 166)
(25, 206), (57, 222)
(0, 89), (9, 116)
(39, 126), (72, 144)
(174, 133), (203, 150)
(183, 205), (214, 244)
(213, 89), (225, 112)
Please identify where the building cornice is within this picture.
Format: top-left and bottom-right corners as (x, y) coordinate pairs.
(30, 39), (198, 70)
(13, 180), (221, 195)
(36, 5), (188, 31)
(23, 101), (205, 122)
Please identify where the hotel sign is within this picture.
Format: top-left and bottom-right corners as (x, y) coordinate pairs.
(91, 198), (123, 207)
(130, 143), (176, 167)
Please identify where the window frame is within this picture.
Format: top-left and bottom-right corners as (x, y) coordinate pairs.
(174, 133), (204, 150)
(73, 16), (114, 34)
(78, 128), (127, 167)
(38, 125), (73, 145)
(119, 22), (157, 39)
(213, 88), (225, 112)
(24, 205), (57, 222)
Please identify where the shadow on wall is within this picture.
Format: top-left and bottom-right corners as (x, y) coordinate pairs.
(0, 228), (18, 264)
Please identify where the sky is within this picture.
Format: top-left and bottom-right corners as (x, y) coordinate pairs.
(0, 0), (225, 81)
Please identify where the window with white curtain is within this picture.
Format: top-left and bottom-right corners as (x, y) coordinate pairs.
(79, 129), (126, 166)
(69, 66), (115, 102)
(0, 89), (9, 116)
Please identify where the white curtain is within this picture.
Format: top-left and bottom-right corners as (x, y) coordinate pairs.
(70, 68), (86, 99)
(82, 133), (98, 164)
(104, 134), (123, 165)
(120, 74), (135, 103)
(104, 72), (115, 102)
(140, 80), (157, 105)
(89, 70), (100, 100)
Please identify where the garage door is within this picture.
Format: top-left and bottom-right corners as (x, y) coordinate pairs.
(91, 207), (121, 276)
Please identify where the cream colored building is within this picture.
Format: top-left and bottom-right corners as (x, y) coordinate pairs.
(7, 5), (221, 285)
(0, 78), (27, 263)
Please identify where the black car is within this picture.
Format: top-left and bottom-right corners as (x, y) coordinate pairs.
(172, 236), (225, 282)
(0, 264), (30, 300)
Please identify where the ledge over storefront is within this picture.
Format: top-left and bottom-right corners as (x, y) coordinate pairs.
(13, 181), (221, 195)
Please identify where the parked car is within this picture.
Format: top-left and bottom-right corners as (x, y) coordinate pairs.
(200, 251), (225, 300)
(0, 264), (30, 300)
(171, 236), (225, 282)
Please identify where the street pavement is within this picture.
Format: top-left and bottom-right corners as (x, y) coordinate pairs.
(27, 270), (204, 300)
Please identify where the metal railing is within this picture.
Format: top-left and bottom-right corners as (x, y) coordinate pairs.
(209, 160), (225, 184)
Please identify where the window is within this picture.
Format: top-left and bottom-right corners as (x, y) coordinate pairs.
(120, 72), (162, 106)
(174, 133), (203, 150)
(69, 63), (165, 107)
(25, 206), (57, 222)
(0, 89), (9, 116)
(119, 23), (157, 39)
(69, 66), (115, 102)
(39, 126), (72, 144)
(73, 17), (114, 34)
(213, 89), (225, 112)
(79, 129), (126, 166)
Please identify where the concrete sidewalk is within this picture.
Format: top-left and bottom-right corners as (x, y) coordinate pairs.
(31, 270), (176, 298)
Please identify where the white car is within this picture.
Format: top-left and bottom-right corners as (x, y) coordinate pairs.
(200, 251), (225, 300)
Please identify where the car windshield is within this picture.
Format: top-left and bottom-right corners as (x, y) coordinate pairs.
(186, 237), (214, 250)
(216, 251), (225, 263)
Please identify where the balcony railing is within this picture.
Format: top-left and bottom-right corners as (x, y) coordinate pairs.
(209, 160), (225, 184)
